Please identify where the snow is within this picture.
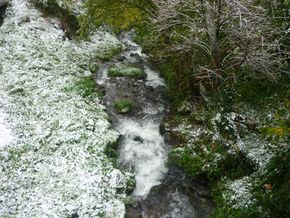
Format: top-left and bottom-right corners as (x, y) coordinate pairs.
(0, 0), (129, 217)
(223, 177), (255, 209)
(35, 0), (84, 14)
(0, 108), (14, 147)
(237, 137), (274, 169)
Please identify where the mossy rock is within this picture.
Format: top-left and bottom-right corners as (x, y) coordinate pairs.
(114, 99), (134, 113)
(108, 64), (145, 79)
(96, 45), (123, 61)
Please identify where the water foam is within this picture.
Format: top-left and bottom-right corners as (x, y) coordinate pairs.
(117, 119), (168, 197)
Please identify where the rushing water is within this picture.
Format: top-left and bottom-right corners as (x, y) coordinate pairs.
(96, 31), (214, 217)
(117, 119), (167, 197)
(97, 30), (168, 198)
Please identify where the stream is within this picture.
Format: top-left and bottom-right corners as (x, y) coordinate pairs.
(0, 1), (213, 215)
(96, 31), (214, 218)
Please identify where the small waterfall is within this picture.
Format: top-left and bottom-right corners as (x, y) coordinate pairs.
(117, 119), (167, 197)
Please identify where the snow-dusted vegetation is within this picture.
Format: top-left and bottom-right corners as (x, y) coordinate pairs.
(0, 0), (289, 217)
(0, 0), (131, 217)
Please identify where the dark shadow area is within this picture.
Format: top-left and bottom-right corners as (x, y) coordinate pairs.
(0, 4), (8, 27)
(34, 2), (79, 39)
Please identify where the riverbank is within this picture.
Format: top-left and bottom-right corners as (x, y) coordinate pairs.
(0, 0), (132, 216)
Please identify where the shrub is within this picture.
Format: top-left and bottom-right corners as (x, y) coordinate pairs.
(170, 143), (254, 181)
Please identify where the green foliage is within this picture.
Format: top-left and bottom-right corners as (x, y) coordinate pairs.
(108, 64), (145, 79)
(254, 146), (290, 217)
(211, 180), (261, 218)
(8, 87), (27, 96)
(71, 76), (102, 100)
(212, 146), (290, 218)
(114, 99), (134, 113)
(170, 143), (254, 181)
(260, 98), (290, 139)
(96, 45), (123, 61)
(78, 0), (154, 37)
(104, 141), (118, 168)
(155, 53), (196, 105)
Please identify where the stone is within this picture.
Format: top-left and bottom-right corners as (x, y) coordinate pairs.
(121, 107), (130, 113)
(133, 135), (144, 143)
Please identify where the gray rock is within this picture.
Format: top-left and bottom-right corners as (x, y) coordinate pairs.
(0, 0), (9, 7)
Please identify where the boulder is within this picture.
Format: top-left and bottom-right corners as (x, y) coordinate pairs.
(0, 0), (9, 7)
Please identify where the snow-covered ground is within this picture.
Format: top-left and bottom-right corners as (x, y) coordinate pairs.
(0, 107), (14, 147)
(0, 0), (130, 217)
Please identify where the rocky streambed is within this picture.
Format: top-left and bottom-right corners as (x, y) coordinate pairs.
(96, 31), (214, 218)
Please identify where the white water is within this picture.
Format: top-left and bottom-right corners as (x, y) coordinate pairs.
(161, 190), (196, 218)
(114, 33), (169, 198)
(117, 119), (168, 198)
(120, 32), (147, 59)
(145, 66), (165, 88)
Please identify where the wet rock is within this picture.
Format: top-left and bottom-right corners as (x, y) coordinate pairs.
(129, 167), (215, 218)
(159, 122), (166, 135)
(118, 56), (126, 62)
(133, 136), (144, 143)
(191, 182), (212, 198)
(245, 118), (259, 130)
(126, 202), (142, 218)
(130, 53), (143, 64)
(19, 16), (30, 24)
(121, 107), (130, 113)
(69, 213), (79, 218)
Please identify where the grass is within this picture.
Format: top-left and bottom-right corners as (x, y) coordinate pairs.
(96, 45), (123, 61)
(108, 64), (145, 79)
(64, 76), (102, 100)
(114, 99), (134, 113)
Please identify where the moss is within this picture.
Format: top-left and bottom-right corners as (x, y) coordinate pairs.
(77, 0), (153, 37)
(96, 45), (123, 61)
(114, 99), (134, 113)
(108, 64), (145, 79)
